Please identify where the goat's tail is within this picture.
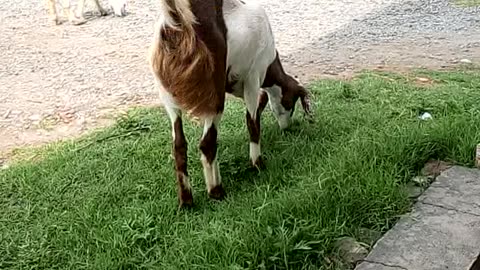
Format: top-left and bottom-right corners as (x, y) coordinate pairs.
(160, 0), (196, 30)
(152, 0), (197, 56)
(150, 0), (219, 117)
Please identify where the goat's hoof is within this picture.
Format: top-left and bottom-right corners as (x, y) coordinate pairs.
(71, 17), (87, 26)
(99, 9), (108, 16)
(208, 185), (226, 201)
(178, 188), (193, 208)
(50, 17), (61, 25)
(252, 156), (266, 170)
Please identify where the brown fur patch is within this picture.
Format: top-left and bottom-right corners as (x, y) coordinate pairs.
(174, 117), (188, 175)
(173, 118), (192, 207)
(208, 184), (226, 200)
(178, 188), (193, 207)
(253, 156), (265, 170)
(471, 253), (480, 270)
(246, 111), (260, 144)
(262, 52), (311, 115)
(199, 125), (218, 164)
(150, 0), (228, 118)
(177, 173), (193, 207)
(258, 91), (269, 113)
(150, 25), (221, 117)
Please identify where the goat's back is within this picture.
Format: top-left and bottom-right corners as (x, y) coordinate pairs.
(224, 0), (276, 86)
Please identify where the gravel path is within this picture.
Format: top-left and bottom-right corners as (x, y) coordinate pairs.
(0, 0), (479, 153)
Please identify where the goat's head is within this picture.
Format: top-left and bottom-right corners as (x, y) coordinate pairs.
(261, 53), (313, 130)
(109, 0), (127, 16)
(263, 76), (313, 130)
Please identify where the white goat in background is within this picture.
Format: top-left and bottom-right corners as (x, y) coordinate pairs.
(46, 0), (127, 25)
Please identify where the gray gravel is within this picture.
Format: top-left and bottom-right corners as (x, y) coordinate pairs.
(0, 0), (479, 152)
(323, 0), (480, 46)
(284, 0), (480, 77)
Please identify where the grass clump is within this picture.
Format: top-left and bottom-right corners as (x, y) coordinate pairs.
(1, 69), (480, 269)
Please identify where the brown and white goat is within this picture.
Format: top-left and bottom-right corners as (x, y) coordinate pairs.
(46, 0), (127, 25)
(149, 0), (312, 207)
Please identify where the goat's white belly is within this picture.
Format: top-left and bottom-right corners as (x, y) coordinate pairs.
(224, 0), (276, 97)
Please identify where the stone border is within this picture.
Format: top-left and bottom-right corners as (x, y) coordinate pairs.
(355, 166), (480, 270)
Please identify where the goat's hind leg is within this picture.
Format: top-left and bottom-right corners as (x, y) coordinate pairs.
(93, 0), (108, 16)
(165, 106), (193, 208)
(200, 114), (225, 200)
(46, 0), (60, 25)
(59, 0), (86, 25)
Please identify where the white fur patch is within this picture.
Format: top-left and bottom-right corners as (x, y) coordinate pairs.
(249, 142), (261, 164)
(223, 0), (292, 129)
(277, 113), (290, 130)
(224, 0), (276, 104)
(109, 0), (127, 16)
(265, 85), (292, 129)
(179, 173), (192, 190)
(201, 155), (221, 192)
(200, 114), (223, 192)
(157, 0), (196, 29)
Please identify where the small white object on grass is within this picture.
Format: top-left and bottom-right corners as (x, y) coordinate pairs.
(419, 112), (433, 120)
(0, 159), (8, 170)
(412, 176), (431, 187)
(460, 59), (472, 64)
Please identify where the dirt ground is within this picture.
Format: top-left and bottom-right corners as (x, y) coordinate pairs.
(0, 0), (479, 156)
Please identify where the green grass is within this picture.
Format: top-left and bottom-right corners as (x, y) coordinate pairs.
(1, 69), (480, 269)
(453, 0), (480, 7)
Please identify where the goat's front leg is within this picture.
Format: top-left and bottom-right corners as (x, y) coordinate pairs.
(74, 0), (88, 22)
(46, 0), (60, 25)
(200, 114), (225, 200)
(165, 107), (193, 208)
(93, 0), (108, 16)
(59, 0), (86, 25)
(244, 81), (267, 169)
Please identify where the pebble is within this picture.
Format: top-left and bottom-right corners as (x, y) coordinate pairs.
(419, 112), (433, 120)
(460, 59), (472, 64)
(324, 70), (339, 75)
(406, 182), (424, 199)
(412, 175), (433, 188)
(416, 77), (431, 83)
(3, 109), (11, 119)
(334, 237), (369, 264)
(28, 114), (42, 121)
(357, 228), (383, 245)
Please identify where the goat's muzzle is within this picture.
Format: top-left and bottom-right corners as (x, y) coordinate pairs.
(298, 87), (314, 121)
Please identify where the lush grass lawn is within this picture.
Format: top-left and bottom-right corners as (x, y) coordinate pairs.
(1, 69), (480, 269)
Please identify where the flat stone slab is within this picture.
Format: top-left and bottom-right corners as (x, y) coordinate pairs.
(355, 166), (480, 270)
(421, 166), (480, 216)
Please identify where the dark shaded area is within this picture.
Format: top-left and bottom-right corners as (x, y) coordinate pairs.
(470, 253), (480, 270)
